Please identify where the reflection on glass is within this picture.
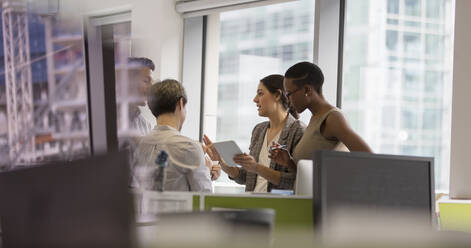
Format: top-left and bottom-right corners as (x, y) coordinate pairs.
(342, 0), (454, 191)
(0, 0), (90, 168)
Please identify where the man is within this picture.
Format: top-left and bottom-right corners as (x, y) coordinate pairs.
(133, 79), (219, 192)
(127, 57), (157, 136)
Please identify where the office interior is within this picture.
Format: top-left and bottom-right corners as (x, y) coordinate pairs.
(0, 0), (471, 247)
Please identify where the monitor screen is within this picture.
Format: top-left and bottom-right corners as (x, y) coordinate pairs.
(313, 151), (434, 229)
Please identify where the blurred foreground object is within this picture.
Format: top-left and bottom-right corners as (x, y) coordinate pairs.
(313, 151), (435, 232)
(320, 208), (471, 248)
(0, 152), (134, 248)
(439, 198), (471, 233)
(137, 209), (274, 248)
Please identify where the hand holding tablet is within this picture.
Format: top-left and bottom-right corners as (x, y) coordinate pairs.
(202, 135), (243, 167)
(212, 140), (244, 167)
(203, 135), (243, 179)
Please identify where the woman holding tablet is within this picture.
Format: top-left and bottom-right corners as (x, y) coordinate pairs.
(269, 62), (372, 170)
(203, 74), (305, 192)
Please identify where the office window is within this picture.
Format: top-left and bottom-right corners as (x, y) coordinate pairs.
(387, 0), (400, 14)
(403, 32), (421, 57)
(0, 1), (91, 168)
(283, 11), (294, 31)
(342, 0), (454, 191)
(386, 30), (398, 51)
(387, 18), (399, 25)
(425, 34), (443, 58)
(204, 0), (315, 184)
(271, 13), (281, 30)
(298, 14), (311, 32)
(424, 71), (443, 94)
(404, 20), (421, 28)
(255, 20), (265, 38)
(427, 0), (444, 19)
(282, 45), (294, 61)
(404, 0), (421, 16)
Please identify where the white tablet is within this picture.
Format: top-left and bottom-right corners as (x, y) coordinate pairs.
(212, 140), (243, 167)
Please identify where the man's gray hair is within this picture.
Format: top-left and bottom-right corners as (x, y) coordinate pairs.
(147, 79), (188, 117)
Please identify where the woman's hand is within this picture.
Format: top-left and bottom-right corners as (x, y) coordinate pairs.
(203, 134), (240, 178)
(233, 153), (258, 174)
(268, 142), (295, 169)
(202, 134), (224, 163)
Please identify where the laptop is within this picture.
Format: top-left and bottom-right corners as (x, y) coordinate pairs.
(0, 152), (134, 248)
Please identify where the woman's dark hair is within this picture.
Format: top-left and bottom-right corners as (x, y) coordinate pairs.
(260, 74), (299, 119)
(284, 61), (324, 94)
(147, 79), (188, 117)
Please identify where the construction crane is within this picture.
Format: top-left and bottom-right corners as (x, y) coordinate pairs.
(2, 0), (35, 165)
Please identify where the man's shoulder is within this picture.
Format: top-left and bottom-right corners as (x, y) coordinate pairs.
(167, 132), (200, 146)
(149, 131), (203, 155)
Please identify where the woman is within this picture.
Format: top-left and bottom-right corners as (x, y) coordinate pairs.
(203, 74), (305, 192)
(270, 62), (372, 170)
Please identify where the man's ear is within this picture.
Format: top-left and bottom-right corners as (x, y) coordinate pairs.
(177, 98), (184, 110)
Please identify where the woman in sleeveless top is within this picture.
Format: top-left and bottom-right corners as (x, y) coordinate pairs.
(270, 62), (372, 170)
(203, 75), (305, 192)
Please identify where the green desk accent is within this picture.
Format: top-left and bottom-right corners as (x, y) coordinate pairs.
(203, 195), (313, 229)
(192, 195), (200, 211)
(439, 200), (471, 232)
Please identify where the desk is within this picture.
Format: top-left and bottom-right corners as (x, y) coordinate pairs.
(135, 191), (313, 230)
(198, 193), (312, 229)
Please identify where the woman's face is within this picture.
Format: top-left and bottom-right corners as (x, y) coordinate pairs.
(253, 82), (278, 117)
(283, 78), (305, 114)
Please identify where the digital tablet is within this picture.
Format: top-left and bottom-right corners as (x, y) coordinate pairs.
(212, 140), (244, 167)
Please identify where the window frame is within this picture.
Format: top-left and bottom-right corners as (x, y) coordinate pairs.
(83, 9), (132, 154)
(181, 0), (457, 195)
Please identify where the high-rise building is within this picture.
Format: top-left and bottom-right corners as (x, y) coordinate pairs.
(342, 0), (454, 191)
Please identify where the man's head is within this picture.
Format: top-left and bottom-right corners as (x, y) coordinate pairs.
(128, 57), (155, 97)
(147, 79), (188, 130)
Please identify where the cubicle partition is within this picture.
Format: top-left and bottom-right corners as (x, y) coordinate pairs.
(201, 194), (313, 229)
(135, 191), (313, 230)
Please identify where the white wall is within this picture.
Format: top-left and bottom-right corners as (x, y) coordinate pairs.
(79, 0), (184, 81)
(449, 0), (471, 199)
(77, 0), (188, 136)
(180, 17), (204, 140)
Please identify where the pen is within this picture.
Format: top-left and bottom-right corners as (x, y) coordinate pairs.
(269, 144), (286, 151)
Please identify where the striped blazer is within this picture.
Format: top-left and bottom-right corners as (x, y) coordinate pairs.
(231, 114), (305, 192)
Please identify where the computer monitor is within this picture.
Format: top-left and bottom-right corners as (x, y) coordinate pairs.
(0, 153), (134, 248)
(313, 150), (434, 231)
(295, 160), (313, 196)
